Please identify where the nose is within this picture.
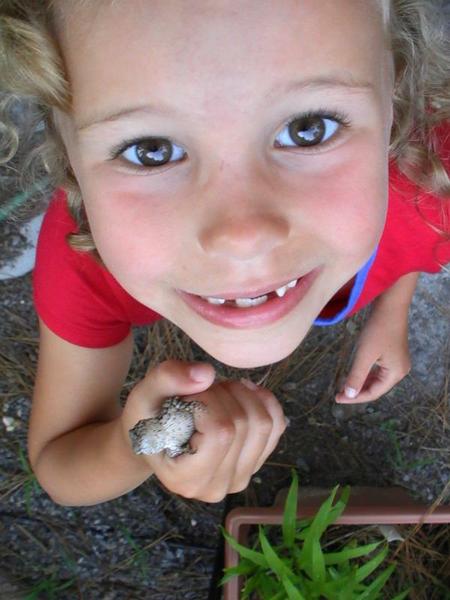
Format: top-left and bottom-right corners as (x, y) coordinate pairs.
(198, 212), (290, 260)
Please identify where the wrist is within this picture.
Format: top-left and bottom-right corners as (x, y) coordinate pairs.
(371, 272), (420, 314)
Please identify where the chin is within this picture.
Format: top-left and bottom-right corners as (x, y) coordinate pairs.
(200, 338), (300, 369)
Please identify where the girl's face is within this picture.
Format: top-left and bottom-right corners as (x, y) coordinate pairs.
(54, 0), (394, 368)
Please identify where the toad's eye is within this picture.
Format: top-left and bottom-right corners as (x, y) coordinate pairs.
(120, 137), (186, 167)
(275, 114), (342, 149)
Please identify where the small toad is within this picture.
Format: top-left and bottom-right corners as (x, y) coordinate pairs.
(129, 396), (206, 458)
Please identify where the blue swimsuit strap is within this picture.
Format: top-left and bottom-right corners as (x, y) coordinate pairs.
(313, 246), (379, 327)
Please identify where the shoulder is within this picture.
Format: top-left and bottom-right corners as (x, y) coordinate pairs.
(33, 189), (131, 347)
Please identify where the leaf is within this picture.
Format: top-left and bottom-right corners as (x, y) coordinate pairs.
(282, 469), (299, 548)
(220, 526), (268, 568)
(354, 545), (389, 583)
(253, 572), (283, 600)
(324, 542), (381, 565)
(311, 540), (326, 582)
(359, 564), (395, 599)
(259, 525), (296, 581)
(390, 589), (412, 600)
(218, 561), (255, 585)
(319, 569), (359, 599)
(299, 485), (343, 575)
(326, 485), (351, 525)
(241, 571), (264, 599)
(282, 574), (307, 600)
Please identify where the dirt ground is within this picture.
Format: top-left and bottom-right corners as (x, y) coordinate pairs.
(0, 190), (449, 599)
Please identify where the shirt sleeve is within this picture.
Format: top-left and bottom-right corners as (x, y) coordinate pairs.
(347, 123), (450, 317)
(32, 189), (134, 348)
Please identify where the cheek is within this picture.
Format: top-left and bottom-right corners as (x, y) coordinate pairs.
(84, 189), (182, 285)
(303, 157), (388, 263)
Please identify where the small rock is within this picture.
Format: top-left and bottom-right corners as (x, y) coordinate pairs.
(296, 457), (310, 473)
(2, 416), (20, 432)
(346, 321), (358, 335)
(281, 382), (297, 392)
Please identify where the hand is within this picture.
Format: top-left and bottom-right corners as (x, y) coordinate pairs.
(335, 303), (412, 404)
(121, 360), (287, 502)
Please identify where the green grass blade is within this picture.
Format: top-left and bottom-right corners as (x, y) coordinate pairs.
(325, 485), (351, 526)
(241, 571), (264, 598)
(357, 564), (405, 600)
(390, 589), (412, 600)
(282, 469), (299, 548)
(282, 574), (307, 600)
(311, 540), (326, 582)
(218, 561), (255, 585)
(259, 525), (296, 580)
(320, 572), (358, 599)
(354, 545), (388, 584)
(324, 541), (381, 565)
(220, 526), (268, 568)
(299, 485), (340, 574)
(253, 572), (283, 599)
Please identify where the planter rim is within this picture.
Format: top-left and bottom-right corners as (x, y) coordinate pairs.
(222, 486), (450, 600)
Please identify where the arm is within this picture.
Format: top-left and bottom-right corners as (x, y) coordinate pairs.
(371, 271), (420, 314)
(29, 320), (153, 506)
(30, 319), (287, 506)
(335, 272), (420, 403)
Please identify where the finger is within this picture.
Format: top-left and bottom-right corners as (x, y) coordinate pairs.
(336, 364), (394, 403)
(245, 386), (287, 475)
(224, 382), (276, 491)
(199, 382), (252, 497)
(335, 348), (380, 403)
(160, 384), (243, 500)
(125, 359), (215, 426)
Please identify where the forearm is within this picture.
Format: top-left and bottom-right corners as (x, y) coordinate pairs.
(33, 417), (154, 506)
(371, 271), (420, 314)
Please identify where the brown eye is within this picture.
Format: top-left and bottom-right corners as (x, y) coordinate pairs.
(118, 136), (186, 170)
(135, 138), (172, 166)
(288, 116), (326, 146)
(274, 113), (342, 150)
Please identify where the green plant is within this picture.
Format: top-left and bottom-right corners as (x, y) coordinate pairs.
(24, 573), (76, 600)
(220, 471), (411, 599)
(17, 444), (41, 515)
(380, 419), (435, 471)
(118, 523), (150, 577)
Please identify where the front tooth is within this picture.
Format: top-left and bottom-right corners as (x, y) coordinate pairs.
(235, 295), (268, 307)
(205, 297), (226, 304)
(287, 279), (297, 288)
(275, 285), (288, 298)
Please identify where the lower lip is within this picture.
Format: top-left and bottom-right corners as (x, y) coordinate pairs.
(177, 267), (322, 329)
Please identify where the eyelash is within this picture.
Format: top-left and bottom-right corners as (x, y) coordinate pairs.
(107, 109), (352, 174)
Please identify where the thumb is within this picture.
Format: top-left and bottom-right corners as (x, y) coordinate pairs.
(337, 350), (377, 403)
(125, 359), (215, 424)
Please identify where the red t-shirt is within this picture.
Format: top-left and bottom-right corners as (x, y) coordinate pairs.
(33, 158), (449, 348)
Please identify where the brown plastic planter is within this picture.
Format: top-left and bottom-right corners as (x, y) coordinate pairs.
(222, 486), (450, 600)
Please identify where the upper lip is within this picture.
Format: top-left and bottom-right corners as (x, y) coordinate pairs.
(183, 270), (314, 300)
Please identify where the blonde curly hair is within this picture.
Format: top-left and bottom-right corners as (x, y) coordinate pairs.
(0, 0), (449, 260)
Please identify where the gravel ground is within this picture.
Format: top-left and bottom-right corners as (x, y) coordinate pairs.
(0, 90), (449, 597)
(0, 238), (448, 598)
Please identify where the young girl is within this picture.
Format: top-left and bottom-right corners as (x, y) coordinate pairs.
(0, 0), (448, 506)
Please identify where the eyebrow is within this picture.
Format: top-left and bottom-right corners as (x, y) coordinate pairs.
(76, 74), (374, 132)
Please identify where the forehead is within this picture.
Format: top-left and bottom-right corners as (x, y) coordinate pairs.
(53, 0), (390, 119)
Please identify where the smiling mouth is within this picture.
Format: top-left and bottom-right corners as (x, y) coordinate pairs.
(176, 267), (322, 329)
(198, 277), (299, 308)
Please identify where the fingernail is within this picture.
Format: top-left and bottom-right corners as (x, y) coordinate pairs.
(240, 377), (259, 391)
(345, 386), (358, 399)
(189, 364), (211, 382)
